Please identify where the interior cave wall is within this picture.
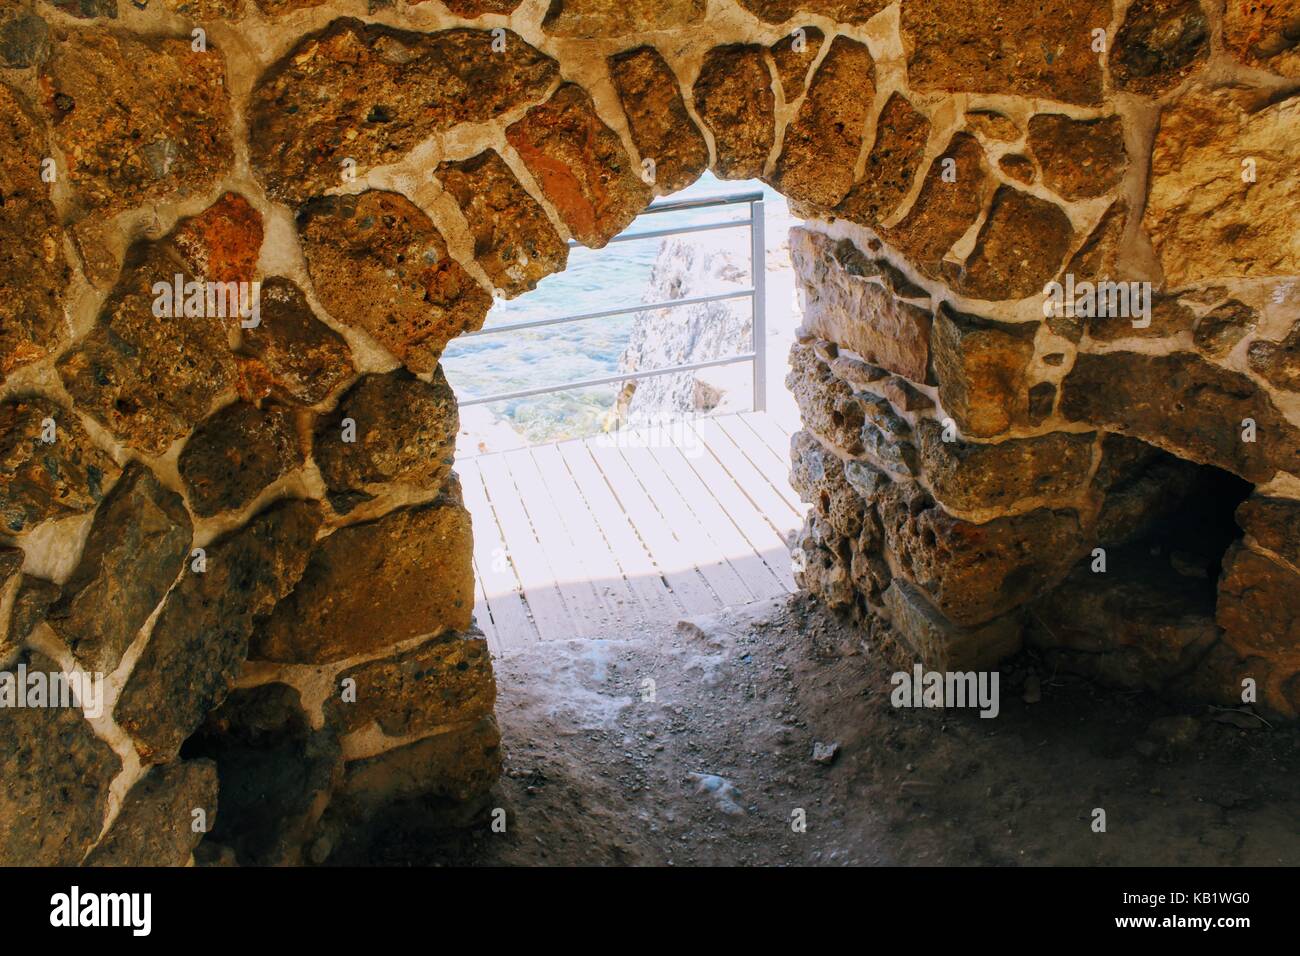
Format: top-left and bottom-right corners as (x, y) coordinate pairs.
(0, 0), (1297, 865)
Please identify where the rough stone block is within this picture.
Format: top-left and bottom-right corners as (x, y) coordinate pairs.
(790, 229), (931, 383)
(0, 396), (120, 535)
(930, 305), (1037, 439)
(505, 83), (652, 249)
(901, 0), (1109, 105)
(915, 419), (1096, 513)
(881, 132), (990, 281)
(883, 578), (1023, 672)
(179, 402), (304, 518)
(435, 150), (569, 296)
(693, 44), (775, 181)
(250, 493), (474, 664)
(39, 27), (232, 213)
(770, 26), (823, 100)
(772, 35), (875, 207)
(608, 47), (708, 197)
(952, 186), (1074, 301)
(1027, 114), (1128, 201)
(46, 462), (191, 675)
(248, 20), (557, 203)
(0, 81), (68, 380)
(85, 760), (218, 866)
(1144, 87), (1300, 286)
(836, 93), (931, 229)
(0, 650), (120, 866)
(298, 190), (491, 374)
(1110, 0), (1210, 94)
(324, 631), (495, 738)
(115, 499), (322, 765)
(237, 277), (355, 407)
(1060, 350), (1300, 483)
(313, 369), (459, 515)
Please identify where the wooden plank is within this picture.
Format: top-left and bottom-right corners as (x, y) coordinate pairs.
(692, 418), (801, 533)
(683, 424), (797, 593)
(647, 441), (784, 602)
(716, 413), (803, 513)
(476, 453), (575, 643)
(456, 459), (538, 651)
(554, 440), (680, 623)
(504, 448), (611, 639)
(586, 439), (721, 615)
(742, 410), (799, 463)
(531, 443), (643, 627)
(470, 556), (501, 656)
(619, 441), (754, 607)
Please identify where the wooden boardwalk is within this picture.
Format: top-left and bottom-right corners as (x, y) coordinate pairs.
(455, 410), (805, 655)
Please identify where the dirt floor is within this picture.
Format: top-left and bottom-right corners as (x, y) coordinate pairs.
(360, 594), (1300, 866)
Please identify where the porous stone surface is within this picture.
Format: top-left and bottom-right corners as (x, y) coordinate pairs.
(57, 196), (258, 455)
(39, 28), (232, 214)
(0, 8), (50, 68)
(739, 0), (889, 22)
(835, 93), (931, 229)
(0, 82), (68, 380)
(900, 0), (1109, 104)
(435, 150), (569, 295)
(791, 230), (931, 383)
(693, 44), (775, 180)
(324, 630), (495, 737)
(1217, 543), (1300, 716)
(237, 278), (355, 406)
(8, 574), (60, 649)
(115, 499), (322, 764)
(1060, 350), (1300, 482)
(313, 369), (459, 514)
(179, 402), (304, 518)
(251, 493), (474, 664)
(0, 650), (121, 866)
(1237, 494), (1300, 567)
(1248, 320), (1300, 392)
(0, 396), (120, 534)
(914, 419), (1096, 513)
(1144, 88), (1300, 286)
(884, 578), (1023, 672)
(45, 462), (191, 675)
(952, 186), (1074, 301)
(541, 0), (705, 37)
(84, 760), (218, 867)
(506, 83), (652, 248)
(298, 190), (491, 373)
(881, 132), (989, 280)
(930, 305), (1038, 439)
(1027, 114), (1128, 200)
(771, 25), (823, 100)
(249, 20), (558, 204)
(772, 35), (875, 207)
(608, 47), (709, 197)
(1110, 0), (1210, 95)
(1224, 0), (1300, 76)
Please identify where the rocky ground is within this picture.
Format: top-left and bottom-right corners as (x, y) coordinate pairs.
(349, 593), (1300, 867)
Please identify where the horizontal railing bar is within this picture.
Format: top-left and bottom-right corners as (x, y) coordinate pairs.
(636, 191), (765, 215)
(460, 289), (755, 338)
(569, 218), (748, 248)
(459, 354), (756, 406)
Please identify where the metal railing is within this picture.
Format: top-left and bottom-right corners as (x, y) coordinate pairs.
(458, 191), (767, 412)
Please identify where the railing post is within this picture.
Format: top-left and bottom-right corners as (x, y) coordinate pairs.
(750, 198), (767, 413)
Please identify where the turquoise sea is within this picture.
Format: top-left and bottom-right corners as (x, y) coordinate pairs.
(440, 173), (787, 443)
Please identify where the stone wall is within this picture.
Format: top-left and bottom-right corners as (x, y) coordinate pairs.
(0, 0), (1297, 864)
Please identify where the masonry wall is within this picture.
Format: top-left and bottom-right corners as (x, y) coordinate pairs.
(0, 0), (1296, 864)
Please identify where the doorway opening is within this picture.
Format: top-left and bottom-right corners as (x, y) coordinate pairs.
(441, 175), (805, 652)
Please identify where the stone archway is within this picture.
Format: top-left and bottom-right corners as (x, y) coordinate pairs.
(1, 0), (1298, 866)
